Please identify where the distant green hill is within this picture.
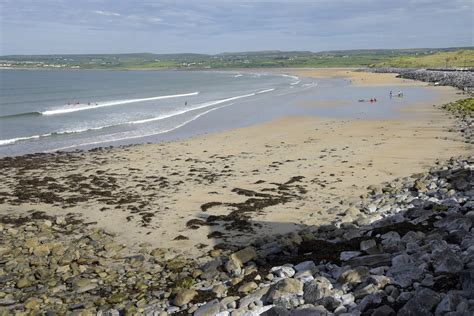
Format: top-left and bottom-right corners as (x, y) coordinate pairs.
(375, 50), (474, 68)
(1, 47), (473, 69)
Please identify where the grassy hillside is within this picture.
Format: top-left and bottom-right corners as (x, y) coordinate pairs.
(1, 48), (473, 69)
(375, 50), (474, 68)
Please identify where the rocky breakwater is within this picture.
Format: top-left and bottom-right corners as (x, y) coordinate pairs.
(369, 68), (474, 91)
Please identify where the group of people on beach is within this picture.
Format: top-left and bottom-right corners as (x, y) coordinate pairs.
(389, 90), (404, 98)
(359, 90), (403, 103)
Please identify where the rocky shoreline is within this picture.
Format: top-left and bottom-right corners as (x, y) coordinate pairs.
(368, 68), (474, 91)
(1, 98), (473, 315)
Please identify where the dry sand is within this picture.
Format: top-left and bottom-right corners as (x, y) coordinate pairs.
(0, 69), (471, 257)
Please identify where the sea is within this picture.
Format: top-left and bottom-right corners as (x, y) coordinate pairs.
(0, 69), (440, 157)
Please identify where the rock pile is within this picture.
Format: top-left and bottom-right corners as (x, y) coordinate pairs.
(369, 68), (474, 91)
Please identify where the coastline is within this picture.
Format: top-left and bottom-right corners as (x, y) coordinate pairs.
(0, 69), (470, 256)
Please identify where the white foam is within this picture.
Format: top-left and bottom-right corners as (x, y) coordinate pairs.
(48, 104), (231, 152)
(129, 92), (255, 125)
(0, 134), (47, 146)
(256, 88), (275, 94)
(41, 92), (200, 116)
(5, 89), (276, 148)
(290, 80), (301, 86)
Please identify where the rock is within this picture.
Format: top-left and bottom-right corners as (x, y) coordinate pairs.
(212, 284), (227, 297)
(239, 287), (270, 309)
(388, 254), (424, 288)
(435, 291), (462, 315)
(338, 266), (369, 285)
(238, 282), (258, 293)
(347, 254), (391, 267)
(230, 247), (257, 267)
(33, 244), (50, 257)
(225, 258), (242, 276)
(173, 289), (197, 306)
(398, 287), (441, 316)
(107, 292), (128, 304)
(271, 266), (296, 278)
(433, 250), (463, 274)
(194, 299), (220, 316)
(360, 239), (377, 253)
(460, 270), (474, 297)
(24, 297), (41, 310)
(16, 278), (32, 289)
(371, 304), (395, 316)
(340, 251), (361, 261)
(290, 305), (330, 315)
(0, 298), (16, 306)
(266, 278), (304, 303)
(261, 306), (290, 316)
(303, 276), (333, 304)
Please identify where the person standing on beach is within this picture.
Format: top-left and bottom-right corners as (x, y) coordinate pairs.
(389, 91), (392, 98)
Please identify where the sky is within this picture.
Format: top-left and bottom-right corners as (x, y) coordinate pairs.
(0, 0), (473, 55)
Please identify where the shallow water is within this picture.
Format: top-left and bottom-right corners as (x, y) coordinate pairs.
(0, 69), (438, 156)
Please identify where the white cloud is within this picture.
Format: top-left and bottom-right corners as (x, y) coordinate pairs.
(93, 10), (121, 17)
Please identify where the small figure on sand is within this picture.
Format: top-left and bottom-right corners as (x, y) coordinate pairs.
(185, 101), (188, 106)
(397, 91), (404, 97)
(389, 91), (393, 98)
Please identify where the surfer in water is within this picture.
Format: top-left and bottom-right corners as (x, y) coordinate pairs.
(185, 101), (188, 106)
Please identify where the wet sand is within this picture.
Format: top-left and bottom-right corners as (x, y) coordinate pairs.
(0, 69), (470, 258)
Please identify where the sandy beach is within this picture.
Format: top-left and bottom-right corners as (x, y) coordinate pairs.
(0, 69), (470, 258)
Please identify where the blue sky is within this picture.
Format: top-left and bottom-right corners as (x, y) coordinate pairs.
(0, 0), (472, 55)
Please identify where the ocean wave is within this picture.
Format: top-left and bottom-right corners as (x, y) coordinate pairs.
(47, 104), (232, 152)
(0, 134), (48, 146)
(0, 89), (275, 147)
(130, 92), (257, 124)
(0, 111), (42, 119)
(256, 88), (275, 94)
(41, 92), (200, 116)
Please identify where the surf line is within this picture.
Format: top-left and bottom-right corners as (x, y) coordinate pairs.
(41, 92), (200, 116)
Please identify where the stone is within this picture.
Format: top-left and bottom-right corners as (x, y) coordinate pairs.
(337, 266), (369, 285)
(261, 306), (290, 316)
(347, 254), (391, 267)
(433, 250), (463, 274)
(266, 278), (303, 303)
(225, 259), (242, 276)
(239, 287), (270, 309)
(24, 297), (41, 310)
(398, 287), (441, 316)
(340, 251), (361, 261)
(33, 244), (50, 257)
(371, 304), (395, 316)
(290, 305), (330, 315)
(435, 291), (462, 315)
(360, 239), (377, 252)
(293, 261), (318, 273)
(271, 266), (296, 278)
(173, 289), (197, 306)
(303, 276), (333, 304)
(230, 247), (257, 267)
(387, 254), (424, 288)
(0, 298), (16, 306)
(16, 278), (32, 289)
(238, 282), (258, 293)
(212, 284), (227, 297)
(194, 299), (220, 316)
